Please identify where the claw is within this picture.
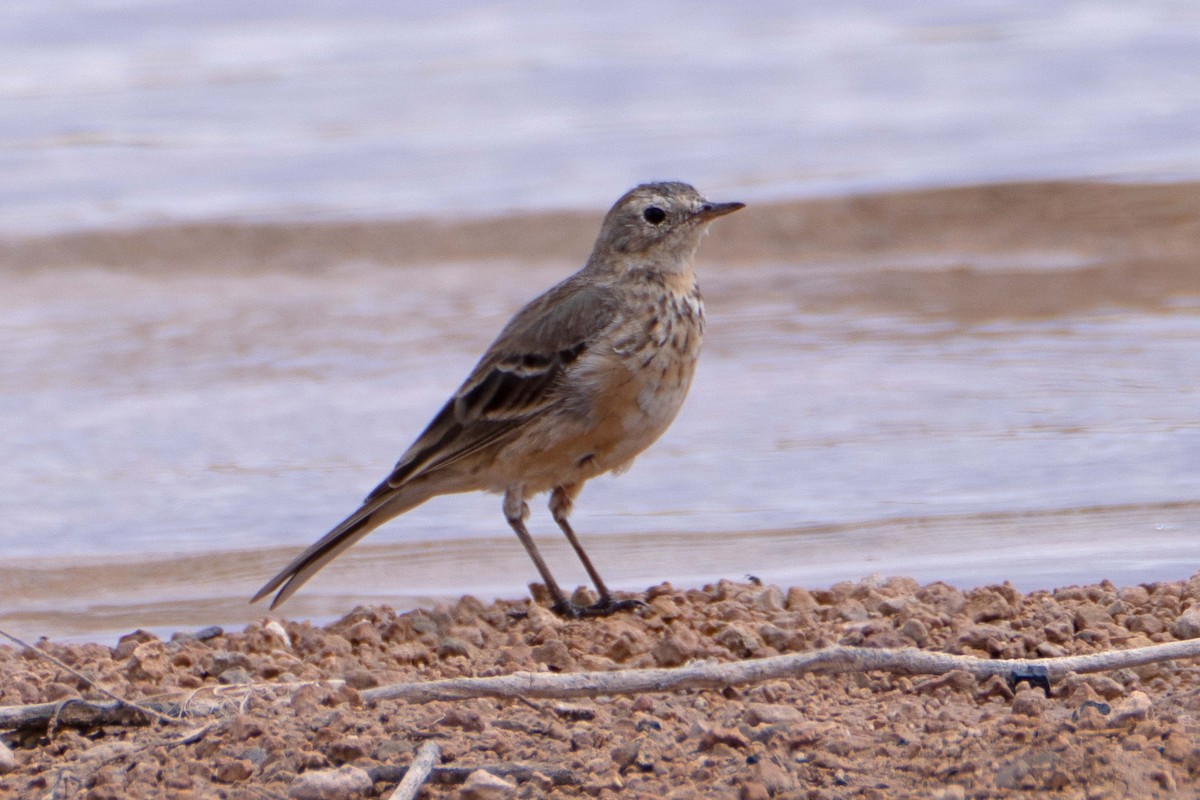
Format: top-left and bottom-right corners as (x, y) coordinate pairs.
(550, 599), (584, 619)
(551, 596), (645, 618)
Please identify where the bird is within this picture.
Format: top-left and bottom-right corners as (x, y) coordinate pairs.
(252, 181), (744, 617)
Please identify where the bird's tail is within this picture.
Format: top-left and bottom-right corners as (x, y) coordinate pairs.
(251, 484), (433, 609)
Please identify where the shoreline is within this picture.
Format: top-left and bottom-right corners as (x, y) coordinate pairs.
(6, 500), (1199, 644)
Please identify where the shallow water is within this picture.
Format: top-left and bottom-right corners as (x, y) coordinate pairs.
(3, 1), (1200, 233)
(3, 186), (1199, 640)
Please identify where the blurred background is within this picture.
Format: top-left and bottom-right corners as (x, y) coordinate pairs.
(3, 1), (1200, 232)
(3, 1), (1199, 639)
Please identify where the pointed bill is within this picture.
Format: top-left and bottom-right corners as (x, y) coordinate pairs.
(696, 201), (745, 221)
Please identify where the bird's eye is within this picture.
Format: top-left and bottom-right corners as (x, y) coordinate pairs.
(643, 206), (666, 225)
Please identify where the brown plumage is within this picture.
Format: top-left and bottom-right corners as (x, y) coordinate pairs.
(252, 181), (743, 616)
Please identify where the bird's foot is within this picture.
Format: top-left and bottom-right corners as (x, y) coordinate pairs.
(551, 595), (646, 619)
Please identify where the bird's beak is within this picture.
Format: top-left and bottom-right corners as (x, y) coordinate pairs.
(696, 201), (745, 221)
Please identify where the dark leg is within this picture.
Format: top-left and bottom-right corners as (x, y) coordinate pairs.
(504, 489), (579, 617)
(549, 485), (643, 616)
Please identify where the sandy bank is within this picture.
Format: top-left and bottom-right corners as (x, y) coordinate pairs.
(6, 180), (1199, 324)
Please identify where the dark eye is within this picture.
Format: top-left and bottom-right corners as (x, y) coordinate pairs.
(643, 206), (666, 225)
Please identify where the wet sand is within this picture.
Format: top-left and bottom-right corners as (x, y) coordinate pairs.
(4, 502), (1200, 643)
(6, 182), (1200, 318)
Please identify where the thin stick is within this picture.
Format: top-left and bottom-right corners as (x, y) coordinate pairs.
(361, 639), (1200, 705)
(387, 741), (441, 800)
(0, 627), (184, 726)
(5, 639), (1200, 730)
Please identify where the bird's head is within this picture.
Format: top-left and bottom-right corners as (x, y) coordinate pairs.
(588, 182), (743, 274)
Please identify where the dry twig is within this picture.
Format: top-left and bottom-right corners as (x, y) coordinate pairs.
(387, 741), (441, 800)
(361, 639), (1200, 705)
(4, 639), (1200, 730)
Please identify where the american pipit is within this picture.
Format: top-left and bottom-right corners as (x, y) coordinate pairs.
(253, 182), (743, 617)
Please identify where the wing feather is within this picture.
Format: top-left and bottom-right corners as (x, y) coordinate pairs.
(364, 277), (620, 501)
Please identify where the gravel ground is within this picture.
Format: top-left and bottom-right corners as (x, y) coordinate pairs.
(4, 574), (1200, 799)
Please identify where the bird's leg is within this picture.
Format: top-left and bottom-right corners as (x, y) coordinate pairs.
(504, 488), (576, 617)
(549, 484), (615, 601)
(549, 484), (643, 617)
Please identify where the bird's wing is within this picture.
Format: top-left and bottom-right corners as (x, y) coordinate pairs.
(363, 277), (621, 501)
